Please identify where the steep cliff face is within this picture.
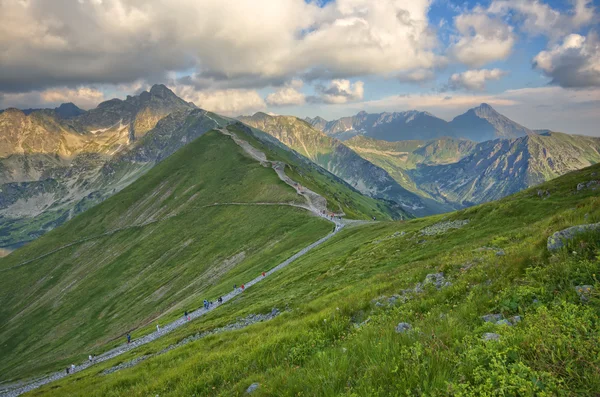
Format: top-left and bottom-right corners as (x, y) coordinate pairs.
(0, 86), (222, 248)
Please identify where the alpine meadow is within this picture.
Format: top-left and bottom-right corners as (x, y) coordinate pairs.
(1, 0), (600, 396)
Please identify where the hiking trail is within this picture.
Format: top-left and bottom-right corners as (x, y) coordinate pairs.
(0, 126), (357, 397)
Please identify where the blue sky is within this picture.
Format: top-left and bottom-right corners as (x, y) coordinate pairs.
(0, 0), (598, 135)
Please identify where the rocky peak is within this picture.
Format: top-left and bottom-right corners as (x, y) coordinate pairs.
(149, 84), (176, 99)
(55, 103), (85, 118)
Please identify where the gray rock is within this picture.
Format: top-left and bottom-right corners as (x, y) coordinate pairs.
(496, 319), (512, 326)
(510, 315), (522, 324)
(575, 285), (594, 302)
(375, 301), (384, 307)
(496, 249), (505, 256)
(395, 322), (412, 333)
(246, 383), (259, 394)
(483, 333), (500, 341)
(420, 219), (470, 236)
(577, 182), (586, 191)
(547, 223), (600, 251)
(482, 314), (503, 323)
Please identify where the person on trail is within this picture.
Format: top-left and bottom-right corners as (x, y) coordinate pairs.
(127, 333), (131, 344)
(234, 284), (237, 290)
(66, 367), (69, 375)
(71, 364), (75, 372)
(262, 272), (266, 277)
(184, 310), (188, 321)
(89, 355), (93, 363)
(218, 296), (223, 304)
(241, 284), (245, 291)
(156, 324), (160, 332)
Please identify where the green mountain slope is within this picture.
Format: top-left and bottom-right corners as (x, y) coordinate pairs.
(238, 113), (446, 216)
(25, 162), (600, 396)
(0, 127), (333, 381)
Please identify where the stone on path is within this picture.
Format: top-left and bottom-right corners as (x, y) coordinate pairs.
(547, 223), (600, 251)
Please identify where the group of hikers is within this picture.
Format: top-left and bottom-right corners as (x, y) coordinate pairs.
(118, 271), (269, 358)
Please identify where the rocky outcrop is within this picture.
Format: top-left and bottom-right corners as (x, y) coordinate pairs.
(547, 223), (600, 251)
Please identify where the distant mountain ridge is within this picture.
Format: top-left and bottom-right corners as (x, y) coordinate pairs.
(239, 112), (451, 216)
(307, 104), (534, 142)
(0, 85), (221, 248)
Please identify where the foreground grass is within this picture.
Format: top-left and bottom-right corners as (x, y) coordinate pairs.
(29, 164), (600, 396)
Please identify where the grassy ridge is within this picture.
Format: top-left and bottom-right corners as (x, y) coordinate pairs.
(0, 130), (333, 381)
(29, 163), (600, 396)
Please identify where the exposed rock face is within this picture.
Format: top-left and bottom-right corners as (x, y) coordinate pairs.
(547, 223), (600, 251)
(0, 87), (224, 248)
(449, 103), (533, 142)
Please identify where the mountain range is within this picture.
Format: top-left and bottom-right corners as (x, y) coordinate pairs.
(306, 103), (535, 142)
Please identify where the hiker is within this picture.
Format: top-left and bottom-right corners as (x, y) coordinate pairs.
(184, 310), (188, 321)
(156, 324), (160, 332)
(241, 284), (245, 291)
(262, 271), (266, 277)
(89, 354), (93, 363)
(218, 296), (223, 304)
(66, 367), (69, 375)
(234, 284), (237, 290)
(71, 364), (75, 373)
(127, 333), (131, 344)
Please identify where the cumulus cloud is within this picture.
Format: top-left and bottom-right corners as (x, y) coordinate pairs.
(489, 0), (595, 40)
(0, 86), (105, 109)
(171, 85), (266, 115)
(311, 80), (364, 104)
(533, 32), (600, 88)
(265, 80), (306, 106)
(450, 10), (515, 67)
(0, 0), (440, 95)
(448, 69), (507, 91)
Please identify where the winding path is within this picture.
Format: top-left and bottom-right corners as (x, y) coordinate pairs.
(0, 127), (349, 397)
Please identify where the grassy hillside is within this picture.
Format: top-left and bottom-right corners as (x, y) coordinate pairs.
(238, 114), (440, 216)
(0, 130), (335, 381)
(228, 122), (409, 220)
(28, 163), (600, 396)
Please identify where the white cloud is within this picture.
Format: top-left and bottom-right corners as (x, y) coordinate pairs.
(265, 80), (305, 106)
(489, 0), (595, 40)
(171, 85), (265, 115)
(0, 86), (105, 109)
(448, 68), (507, 91)
(450, 10), (515, 67)
(0, 0), (440, 94)
(533, 32), (600, 88)
(312, 79), (364, 104)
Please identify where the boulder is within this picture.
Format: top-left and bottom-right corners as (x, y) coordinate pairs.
(246, 383), (259, 394)
(481, 314), (503, 323)
(395, 322), (412, 333)
(483, 333), (500, 341)
(547, 223), (600, 251)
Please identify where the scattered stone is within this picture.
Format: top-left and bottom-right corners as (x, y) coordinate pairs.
(395, 322), (412, 333)
(577, 182), (586, 191)
(481, 314), (503, 323)
(575, 285), (594, 302)
(496, 249), (505, 256)
(392, 231), (406, 237)
(423, 273), (452, 289)
(577, 181), (598, 192)
(496, 319), (512, 326)
(246, 383), (259, 394)
(417, 239), (427, 244)
(483, 333), (500, 341)
(375, 301), (384, 307)
(547, 223), (600, 251)
(510, 316), (522, 324)
(420, 219), (470, 236)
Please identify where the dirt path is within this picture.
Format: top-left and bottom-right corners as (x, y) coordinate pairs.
(0, 128), (351, 397)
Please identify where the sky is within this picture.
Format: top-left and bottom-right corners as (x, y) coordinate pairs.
(0, 0), (599, 135)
